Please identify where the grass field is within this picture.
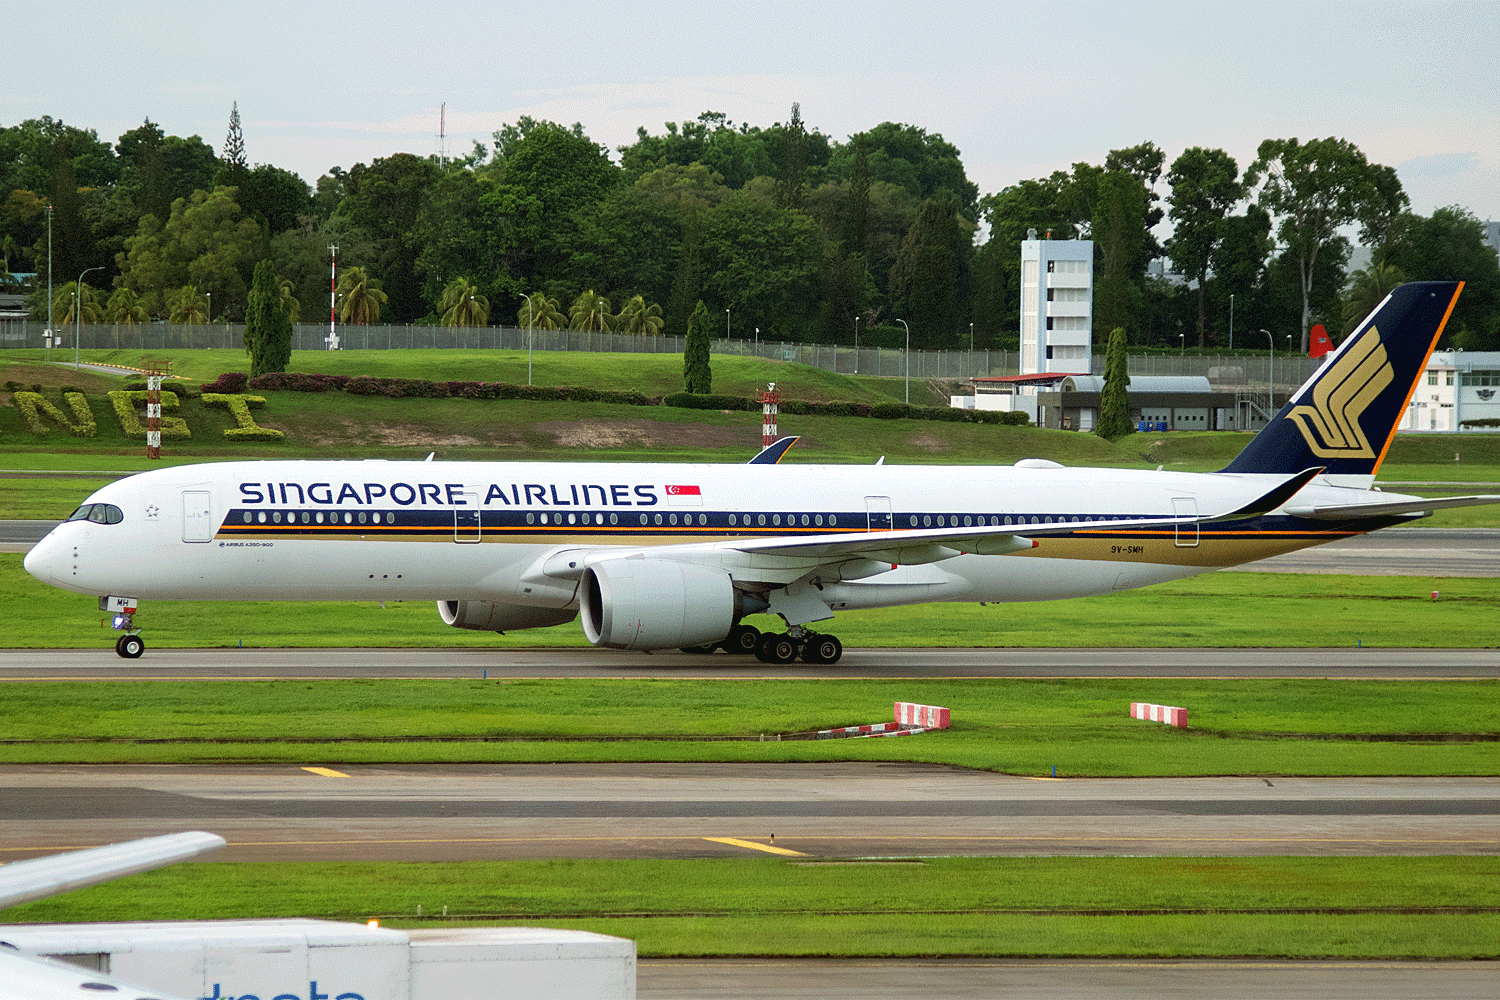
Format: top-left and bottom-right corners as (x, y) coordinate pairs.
(6, 553), (1499, 651)
(2, 857), (1494, 959)
(0, 676), (1494, 773)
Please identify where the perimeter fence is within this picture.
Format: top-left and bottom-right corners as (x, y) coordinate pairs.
(0, 320), (1317, 388)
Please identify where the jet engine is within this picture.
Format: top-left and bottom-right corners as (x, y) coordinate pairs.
(437, 600), (578, 633)
(580, 558), (735, 650)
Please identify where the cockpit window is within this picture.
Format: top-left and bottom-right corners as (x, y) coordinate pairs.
(67, 503), (123, 524)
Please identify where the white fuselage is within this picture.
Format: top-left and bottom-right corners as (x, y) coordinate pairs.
(24, 458), (1392, 612)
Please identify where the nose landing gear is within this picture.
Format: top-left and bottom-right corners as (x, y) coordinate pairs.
(101, 596), (144, 658)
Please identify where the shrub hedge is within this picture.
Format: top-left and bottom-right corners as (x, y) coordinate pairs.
(13, 391), (98, 437)
(224, 371), (1030, 427)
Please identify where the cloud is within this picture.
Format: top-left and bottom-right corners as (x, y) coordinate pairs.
(1397, 152), (1480, 179)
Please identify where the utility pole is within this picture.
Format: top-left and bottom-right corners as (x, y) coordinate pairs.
(45, 206), (53, 357)
(327, 244), (339, 350)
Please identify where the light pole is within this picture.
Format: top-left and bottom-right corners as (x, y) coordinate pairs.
(897, 318), (910, 404)
(1260, 329), (1274, 415)
(853, 315), (859, 374)
(74, 265), (103, 367)
(969, 321), (974, 352)
(526, 296), (535, 386)
(754, 327), (759, 354)
(1179, 333), (1185, 356)
(725, 308), (730, 349)
(1228, 293), (1235, 351)
(45, 205), (52, 358)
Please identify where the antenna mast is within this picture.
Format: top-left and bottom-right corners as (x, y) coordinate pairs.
(326, 244), (339, 350)
(439, 102), (446, 169)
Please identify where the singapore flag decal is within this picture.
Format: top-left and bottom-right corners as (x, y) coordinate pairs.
(664, 484), (703, 506)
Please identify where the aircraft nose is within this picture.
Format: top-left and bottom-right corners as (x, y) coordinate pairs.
(23, 529), (66, 586)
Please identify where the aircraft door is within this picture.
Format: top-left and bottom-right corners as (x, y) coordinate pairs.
(1172, 497), (1199, 547)
(865, 496), (893, 532)
(455, 493), (480, 543)
(182, 491), (215, 543)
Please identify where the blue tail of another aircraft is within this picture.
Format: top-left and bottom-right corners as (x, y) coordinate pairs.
(1220, 281), (1463, 476)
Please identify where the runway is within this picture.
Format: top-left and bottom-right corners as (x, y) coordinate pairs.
(1, 645), (1496, 679)
(1, 764), (1494, 863)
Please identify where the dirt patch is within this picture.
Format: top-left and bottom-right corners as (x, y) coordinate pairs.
(535, 419), (756, 451)
(908, 432), (951, 452)
(295, 418), (519, 449)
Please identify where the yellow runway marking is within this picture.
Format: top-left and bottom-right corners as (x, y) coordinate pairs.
(703, 837), (811, 857)
(301, 766), (350, 778)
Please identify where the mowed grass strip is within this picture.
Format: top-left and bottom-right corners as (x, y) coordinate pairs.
(3, 858), (1495, 959)
(0, 678), (1495, 773)
(5, 554), (1499, 650)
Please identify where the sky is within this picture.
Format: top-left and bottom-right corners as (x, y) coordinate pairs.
(6, 0), (1499, 229)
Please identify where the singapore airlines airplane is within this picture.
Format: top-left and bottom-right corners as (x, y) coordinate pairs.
(24, 281), (1499, 663)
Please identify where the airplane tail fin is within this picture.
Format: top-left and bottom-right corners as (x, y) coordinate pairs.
(1219, 281), (1463, 476)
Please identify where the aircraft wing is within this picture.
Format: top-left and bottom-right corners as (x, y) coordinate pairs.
(0, 830), (226, 910)
(1283, 494), (1500, 520)
(0, 951), (196, 1000)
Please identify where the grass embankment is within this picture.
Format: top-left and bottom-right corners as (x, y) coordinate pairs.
(0, 677), (1494, 771)
(5, 554), (1498, 651)
(2, 857), (1494, 959)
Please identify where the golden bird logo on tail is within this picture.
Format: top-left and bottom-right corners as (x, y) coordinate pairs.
(1286, 327), (1394, 459)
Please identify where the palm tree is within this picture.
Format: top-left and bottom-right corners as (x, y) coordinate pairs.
(54, 281), (105, 325)
(616, 295), (665, 336)
(439, 277), (490, 327)
(568, 289), (612, 332)
(517, 291), (565, 330)
(105, 287), (149, 325)
(278, 279), (301, 324)
(336, 266), (388, 325)
(166, 285), (209, 325)
(1341, 260), (1406, 335)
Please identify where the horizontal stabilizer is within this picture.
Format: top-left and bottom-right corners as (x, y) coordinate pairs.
(0, 831), (226, 910)
(1283, 494), (1500, 520)
(1206, 467), (1324, 522)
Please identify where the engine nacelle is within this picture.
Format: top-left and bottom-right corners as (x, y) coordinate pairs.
(437, 600), (578, 633)
(581, 558), (735, 650)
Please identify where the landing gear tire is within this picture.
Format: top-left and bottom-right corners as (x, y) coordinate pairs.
(720, 624), (761, 655)
(680, 643), (719, 654)
(800, 634), (843, 665)
(116, 634), (144, 659)
(755, 633), (799, 664)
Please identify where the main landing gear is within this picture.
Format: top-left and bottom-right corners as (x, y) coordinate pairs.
(681, 623), (844, 664)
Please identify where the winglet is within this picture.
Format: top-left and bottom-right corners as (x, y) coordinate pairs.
(748, 436), (800, 465)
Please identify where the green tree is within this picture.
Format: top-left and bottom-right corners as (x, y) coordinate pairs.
(115, 187), (260, 318)
(53, 280), (103, 325)
(1385, 206), (1500, 349)
(1096, 326), (1132, 440)
(517, 291), (565, 329)
(1247, 137), (1402, 352)
(439, 276), (490, 327)
(683, 299), (712, 392)
(166, 284), (208, 324)
(774, 102), (807, 211)
(338, 153), (440, 322)
(568, 289), (612, 331)
(1091, 170), (1147, 339)
(104, 286), (149, 325)
(243, 259), (292, 377)
(237, 164), (311, 235)
(697, 192), (823, 340)
(278, 278), (300, 323)
(1340, 260), (1406, 335)
(618, 294), (665, 335)
(336, 266), (387, 324)
(219, 102), (247, 188)
(1165, 148), (1243, 346)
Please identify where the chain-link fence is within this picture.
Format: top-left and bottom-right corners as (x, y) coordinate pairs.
(1, 319), (1318, 389)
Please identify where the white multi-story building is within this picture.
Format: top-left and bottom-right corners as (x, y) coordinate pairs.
(1019, 233), (1094, 377)
(1399, 351), (1500, 432)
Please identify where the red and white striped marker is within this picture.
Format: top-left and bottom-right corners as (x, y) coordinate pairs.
(1130, 702), (1188, 728)
(895, 702), (951, 729)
